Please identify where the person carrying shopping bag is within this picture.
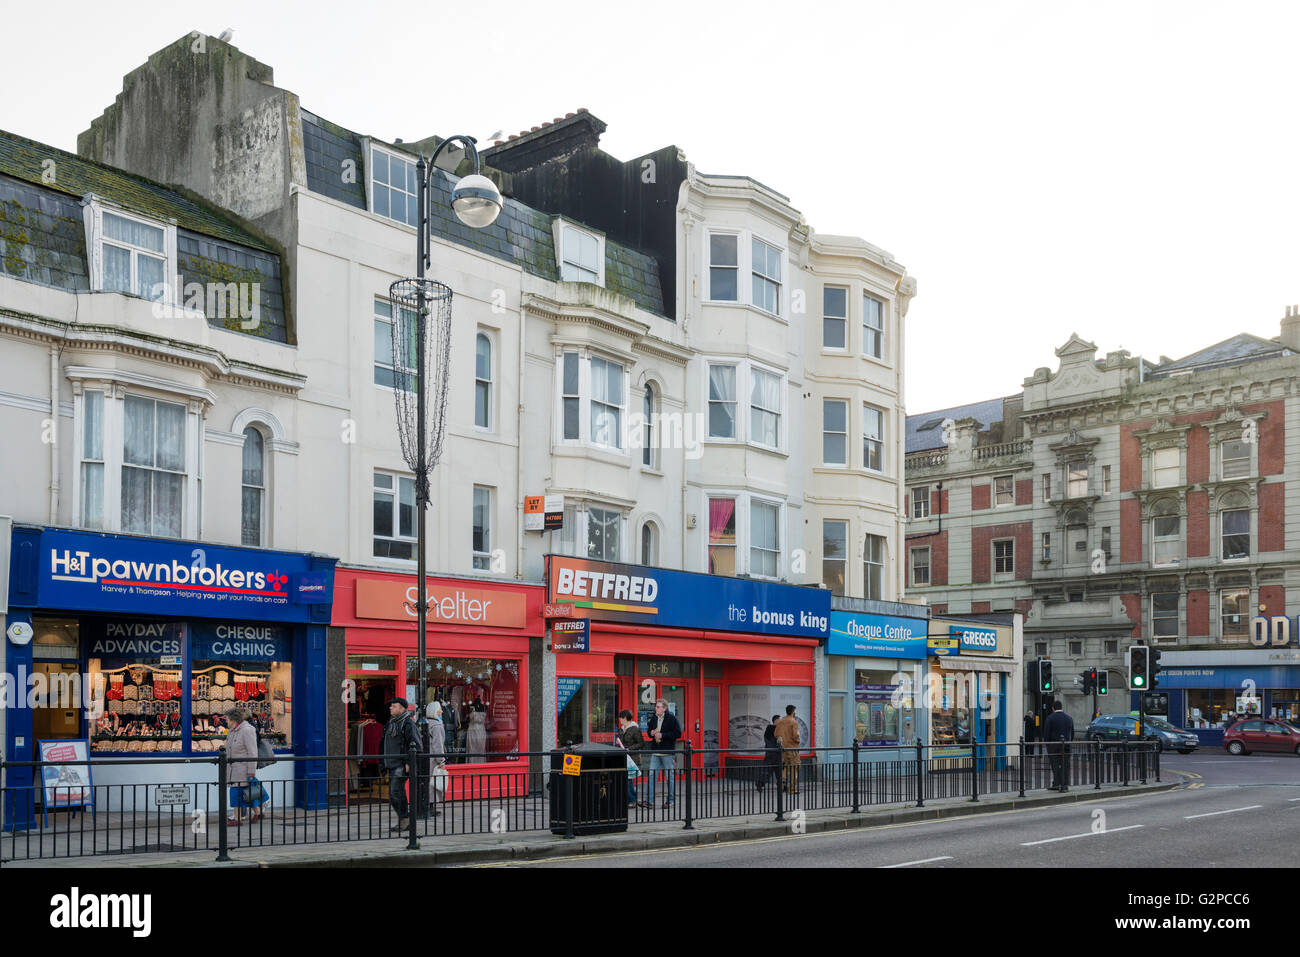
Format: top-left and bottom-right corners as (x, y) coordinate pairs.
(224, 707), (267, 826)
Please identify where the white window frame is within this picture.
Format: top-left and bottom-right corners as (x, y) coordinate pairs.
(822, 398), (849, 467)
(120, 393), (189, 539)
(1067, 460), (1088, 498)
(703, 491), (786, 579)
(585, 504), (624, 562)
(83, 199), (177, 303)
(911, 486), (931, 520)
(750, 235), (783, 317)
(1042, 473), (1052, 502)
(707, 231), (740, 302)
(642, 382), (658, 469)
(1220, 507), (1250, 561)
(240, 425), (266, 547)
(1152, 592), (1179, 641)
(823, 285), (848, 351)
(703, 358), (787, 451)
(910, 546), (931, 587)
(1220, 439), (1252, 480)
(748, 496), (783, 580)
(373, 470), (418, 562)
(374, 297), (417, 391)
(1102, 464), (1111, 493)
(554, 349), (630, 454)
(863, 404), (885, 473)
(554, 220), (605, 286)
(472, 485), (493, 570)
(1220, 588), (1250, 642)
(863, 533), (885, 600)
(368, 143), (418, 228)
(994, 474), (1014, 507)
(863, 293), (885, 361)
(1041, 532), (1052, 562)
(474, 330), (495, 431)
(1151, 510), (1182, 566)
(992, 538), (1015, 577)
(640, 520), (659, 566)
(80, 389), (106, 530)
(823, 519), (848, 596)
(1152, 447), (1181, 489)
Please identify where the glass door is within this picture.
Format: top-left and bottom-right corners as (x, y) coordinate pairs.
(701, 682), (721, 769)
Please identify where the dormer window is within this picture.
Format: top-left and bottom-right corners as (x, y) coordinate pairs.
(84, 200), (176, 302)
(556, 222), (604, 285)
(370, 145), (418, 227)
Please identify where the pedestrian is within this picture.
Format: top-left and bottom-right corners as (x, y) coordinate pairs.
(1023, 710), (1037, 756)
(224, 707), (265, 826)
(645, 698), (682, 808)
(617, 709), (645, 807)
(383, 698), (421, 830)
(756, 715), (780, 791)
(1043, 698), (1074, 791)
(425, 701), (445, 816)
(774, 704), (801, 794)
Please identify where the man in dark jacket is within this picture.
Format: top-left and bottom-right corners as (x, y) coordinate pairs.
(757, 715), (780, 791)
(1043, 699), (1074, 791)
(383, 699), (421, 829)
(1023, 710), (1038, 756)
(645, 699), (682, 808)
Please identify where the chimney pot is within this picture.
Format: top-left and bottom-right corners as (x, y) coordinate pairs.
(530, 126), (540, 132)
(553, 117), (563, 123)
(565, 112), (575, 118)
(577, 107), (588, 113)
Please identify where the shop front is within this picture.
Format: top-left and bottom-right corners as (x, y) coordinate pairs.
(1133, 648), (1300, 747)
(926, 616), (1019, 760)
(545, 555), (828, 773)
(330, 567), (543, 798)
(4, 525), (335, 825)
(824, 599), (928, 761)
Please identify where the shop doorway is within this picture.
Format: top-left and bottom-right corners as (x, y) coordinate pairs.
(32, 662), (83, 740)
(346, 654), (400, 802)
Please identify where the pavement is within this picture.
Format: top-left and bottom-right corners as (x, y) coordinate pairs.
(2, 778), (1175, 869)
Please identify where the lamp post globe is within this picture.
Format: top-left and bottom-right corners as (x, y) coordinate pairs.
(451, 173), (503, 228)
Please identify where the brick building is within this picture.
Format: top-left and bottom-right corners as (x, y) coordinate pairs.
(905, 317), (1300, 736)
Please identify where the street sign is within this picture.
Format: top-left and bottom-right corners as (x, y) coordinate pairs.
(561, 754), (582, 776)
(1142, 692), (1169, 716)
(552, 617), (589, 653)
(543, 603), (574, 619)
(927, 637), (958, 656)
(154, 785), (190, 806)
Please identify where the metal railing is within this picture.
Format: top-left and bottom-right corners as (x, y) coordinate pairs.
(0, 738), (1159, 861)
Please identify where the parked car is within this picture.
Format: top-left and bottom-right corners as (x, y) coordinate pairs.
(1223, 719), (1300, 756)
(1085, 714), (1199, 754)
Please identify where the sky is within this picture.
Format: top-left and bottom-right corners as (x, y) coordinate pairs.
(5, 0), (1298, 414)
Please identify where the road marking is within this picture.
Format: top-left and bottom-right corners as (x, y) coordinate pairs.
(1183, 805), (1262, 820)
(1021, 824), (1144, 846)
(1188, 783), (1204, 789)
(1289, 798), (1300, 802)
(881, 856), (954, 868)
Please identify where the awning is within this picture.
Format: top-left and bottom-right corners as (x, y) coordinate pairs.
(936, 656), (1017, 674)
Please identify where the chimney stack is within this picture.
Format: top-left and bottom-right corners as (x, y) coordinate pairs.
(1282, 304), (1300, 352)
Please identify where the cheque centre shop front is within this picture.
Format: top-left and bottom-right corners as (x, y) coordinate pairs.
(545, 555), (829, 773)
(824, 598), (929, 762)
(927, 615), (1018, 763)
(4, 525), (335, 827)
(331, 566), (543, 799)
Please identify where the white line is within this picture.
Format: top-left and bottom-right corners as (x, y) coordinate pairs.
(1021, 824), (1144, 846)
(881, 856), (954, 868)
(1183, 805), (1262, 820)
(1289, 798), (1300, 802)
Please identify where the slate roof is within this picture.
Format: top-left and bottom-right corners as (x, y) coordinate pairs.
(299, 113), (666, 317)
(1147, 333), (1290, 378)
(906, 396), (1015, 453)
(0, 129), (288, 342)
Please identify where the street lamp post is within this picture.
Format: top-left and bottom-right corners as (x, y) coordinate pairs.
(389, 136), (502, 773)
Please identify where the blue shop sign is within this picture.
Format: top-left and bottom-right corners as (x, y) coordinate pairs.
(828, 611), (927, 659)
(13, 527), (332, 623)
(190, 623), (293, 662)
(953, 625), (999, 652)
(88, 621), (184, 660)
(546, 555), (830, 638)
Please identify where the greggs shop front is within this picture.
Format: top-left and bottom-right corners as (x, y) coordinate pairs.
(545, 556), (829, 767)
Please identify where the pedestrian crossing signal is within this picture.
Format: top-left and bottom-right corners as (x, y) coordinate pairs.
(1130, 645), (1149, 690)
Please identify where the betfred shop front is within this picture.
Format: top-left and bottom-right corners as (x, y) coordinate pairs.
(330, 567), (543, 795)
(545, 556), (828, 769)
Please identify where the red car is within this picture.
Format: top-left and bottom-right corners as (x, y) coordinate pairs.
(1223, 718), (1300, 756)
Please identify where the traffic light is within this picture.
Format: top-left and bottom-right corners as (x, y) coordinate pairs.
(1130, 645), (1149, 690)
(1039, 659), (1054, 694)
(1080, 669), (1093, 695)
(1149, 648), (1162, 689)
(1027, 658), (1040, 694)
(1096, 668), (1108, 695)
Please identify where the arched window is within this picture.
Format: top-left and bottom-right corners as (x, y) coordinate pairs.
(643, 382), (656, 467)
(241, 426), (265, 546)
(475, 333), (492, 429)
(641, 522), (658, 566)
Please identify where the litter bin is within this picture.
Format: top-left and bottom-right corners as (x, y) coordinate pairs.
(549, 743), (629, 836)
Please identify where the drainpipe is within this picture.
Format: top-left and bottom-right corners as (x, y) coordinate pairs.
(49, 346), (60, 523)
(516, 298), (526, 579)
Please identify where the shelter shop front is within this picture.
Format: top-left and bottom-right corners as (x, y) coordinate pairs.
(4, 525), (335, 825)
(545, 555), (828, 768)
(330, 567), (542, 796)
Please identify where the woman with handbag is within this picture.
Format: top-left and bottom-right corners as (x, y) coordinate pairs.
(224, 708), (267, 826)
(617, 710), (645, 808)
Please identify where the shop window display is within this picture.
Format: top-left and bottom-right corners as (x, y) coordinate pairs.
(190, 661), (291, 750)
(416, 657), (521, 760)
(854, 668), (900, 745)
(88, 622), (184, 753)
(929, 670), (976, 746)
(1185, 689), (1242, 729)
(557, 677), (618, 746)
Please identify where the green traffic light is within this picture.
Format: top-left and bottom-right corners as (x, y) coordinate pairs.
(1044, 683), (1052, 691)
(1134, 677), (1144, 687)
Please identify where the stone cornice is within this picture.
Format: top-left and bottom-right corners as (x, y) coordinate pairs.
(522, 291), (651, 342)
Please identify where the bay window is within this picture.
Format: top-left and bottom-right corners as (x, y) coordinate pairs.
(707, 360), (786, 448)
(556, 350), (627, 450)
(750, 499), (780, 579)
(863, 533), (885, 600)
(823, 286), (847, 349)
(823, 520), (847, 595)
(863, 405), (884, 472)
(709, 234), (739, 301)
(122, 395), (186, 537)
(863, 294), (884, 360)
(708, 497), (737, 575)
(750, 369), (781, 448)
(823, 399), (848, 466)
(751, 237), (782, 315)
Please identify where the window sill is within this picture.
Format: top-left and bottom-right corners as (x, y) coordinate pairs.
(860, 354), (891, 369)
(553, 443), (631, 467)
(640, 466), (665, 478)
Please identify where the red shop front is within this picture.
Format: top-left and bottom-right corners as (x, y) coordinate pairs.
(332, 566), (543, 799)
(548, 557), (825, 769)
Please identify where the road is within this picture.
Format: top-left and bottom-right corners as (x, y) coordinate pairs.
(481, 750), (1299, 868)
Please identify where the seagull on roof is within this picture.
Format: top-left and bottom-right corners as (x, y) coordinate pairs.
(219, 28), (234, 42)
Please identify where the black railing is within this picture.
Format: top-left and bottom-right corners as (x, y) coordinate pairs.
(0, 738), (1160, 862)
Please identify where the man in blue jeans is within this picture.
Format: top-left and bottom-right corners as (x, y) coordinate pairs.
(643, 698), (682, 808)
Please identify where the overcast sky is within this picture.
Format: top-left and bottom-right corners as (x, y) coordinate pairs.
(6, 1), (1298, 413)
